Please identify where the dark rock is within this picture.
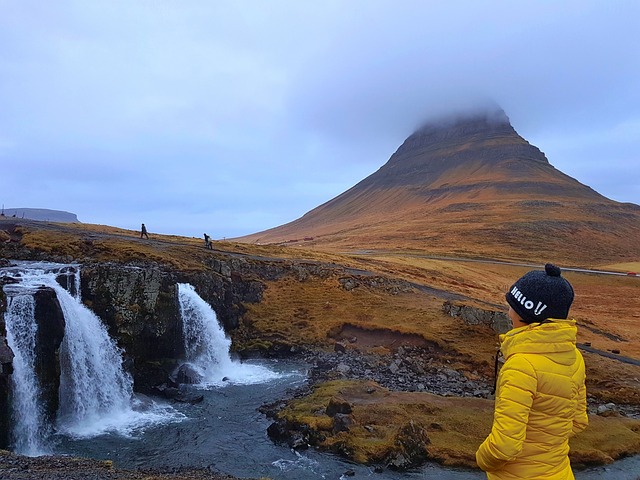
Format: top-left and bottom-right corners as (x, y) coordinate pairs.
(326, 397), (353, 416)
(386, 421), (430, 471)
(153, 384), (180, 399)
(266, 420), (310, 450)
(332, 413), (352, 433)
(288, 431), (309, 449)
(33, 287), (65, 423)
(174, 363), (203, 385)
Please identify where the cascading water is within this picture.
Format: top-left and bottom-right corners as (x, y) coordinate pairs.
(4, 293), (50, 456)
(177, 283), (280, 385)
(53, 280), (136, 437)
(1, 262), (182, 455)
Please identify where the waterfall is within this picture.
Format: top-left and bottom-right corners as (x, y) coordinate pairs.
(4, 294), (50, 456)
(53, 281), (135, 437)
(178, 283), (233, 376)
(2, 262), (182, 452)
(177, 283), (280, 385)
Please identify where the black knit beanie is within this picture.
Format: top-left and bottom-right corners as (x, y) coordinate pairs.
(506, 263), (574, 324)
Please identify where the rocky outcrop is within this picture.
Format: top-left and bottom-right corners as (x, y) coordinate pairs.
(32, 287), (65, 423)
(442, 301), (511, 334)
(80, 264), (182, 389)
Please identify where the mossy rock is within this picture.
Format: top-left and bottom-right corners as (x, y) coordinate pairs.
(274, 379), (640, 470)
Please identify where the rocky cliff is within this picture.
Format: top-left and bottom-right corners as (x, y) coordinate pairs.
(78, 259), (279, 389)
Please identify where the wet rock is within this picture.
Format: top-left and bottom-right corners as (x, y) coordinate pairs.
(153, 384), (180, 399)
(33, 287), (65, 423)
(289, 432), (309, 449)
(266, 420), (311, 450)
(174, 364), (203, 385)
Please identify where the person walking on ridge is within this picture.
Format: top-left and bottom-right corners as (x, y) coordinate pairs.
(203, 233), (212, 249)
(140, 223), (149, 239)
(476, 263), (587, 479)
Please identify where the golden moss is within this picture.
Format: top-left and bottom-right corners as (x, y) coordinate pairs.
(276, 379), (640, 469)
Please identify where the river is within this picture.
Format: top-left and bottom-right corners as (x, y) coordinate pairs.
(53, 359), (640, 480)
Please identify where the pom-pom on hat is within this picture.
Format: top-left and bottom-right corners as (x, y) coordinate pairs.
(506, 263), (574, 324)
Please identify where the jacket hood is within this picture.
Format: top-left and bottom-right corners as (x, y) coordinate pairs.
(500, 319), (578, 366)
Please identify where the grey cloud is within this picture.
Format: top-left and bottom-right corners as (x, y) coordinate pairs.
(1, 1), (638, 238)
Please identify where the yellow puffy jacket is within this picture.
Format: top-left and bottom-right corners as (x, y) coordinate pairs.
(476, 319), (588, 479)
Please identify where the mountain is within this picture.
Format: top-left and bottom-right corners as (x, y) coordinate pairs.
(239, 108), (640, 265)
(1, 208), (80, 223)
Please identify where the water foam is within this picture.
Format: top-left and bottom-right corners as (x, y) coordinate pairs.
(177, 283), (281, 386)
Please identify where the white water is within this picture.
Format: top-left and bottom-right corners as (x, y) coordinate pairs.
(2, 263), (183, 453)
(4, 294), (50, 456)
(177, 283), (280, 386)
(53, 280), (146, 438)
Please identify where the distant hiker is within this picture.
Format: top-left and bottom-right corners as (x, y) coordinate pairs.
(203, 233), (212, 249)
(140, 223), (149, 239)
(476, 263), (587, 479)
(0, 337), (14, 375)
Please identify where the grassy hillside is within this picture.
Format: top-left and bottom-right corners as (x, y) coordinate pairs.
(2, 217), (639, 468)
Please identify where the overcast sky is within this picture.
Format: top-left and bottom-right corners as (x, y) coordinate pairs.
(1, 1), (638, 239)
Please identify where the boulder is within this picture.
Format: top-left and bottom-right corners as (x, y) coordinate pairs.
(173, 363), (203, 385)
(326, 397), (353, 416)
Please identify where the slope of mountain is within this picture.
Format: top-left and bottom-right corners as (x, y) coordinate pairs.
(1, 208), (80, 223)
(239, 109), (640, 265)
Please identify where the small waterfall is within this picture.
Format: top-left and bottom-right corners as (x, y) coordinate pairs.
(177, 283), (233, 382)
(4, 294), (50, 456)
(73, 266), (81, 300)
(177, 283), (280, 385)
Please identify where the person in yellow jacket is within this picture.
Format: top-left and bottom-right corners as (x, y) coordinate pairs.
(476, 263), (588, 479)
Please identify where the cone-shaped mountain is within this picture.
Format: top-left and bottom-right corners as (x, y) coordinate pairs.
(240, 108), (640, 264)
